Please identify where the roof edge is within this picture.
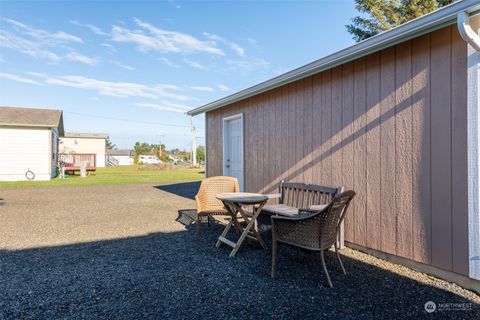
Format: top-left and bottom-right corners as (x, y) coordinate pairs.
(63, 132), (109, 139)
(188, 0), (480, 116)
(0, 123), (58, 129)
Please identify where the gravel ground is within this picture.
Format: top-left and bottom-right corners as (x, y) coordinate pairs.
(0, 183), (478, 319)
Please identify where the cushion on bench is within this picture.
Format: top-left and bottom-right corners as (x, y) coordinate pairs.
(261, 204), (328, 217)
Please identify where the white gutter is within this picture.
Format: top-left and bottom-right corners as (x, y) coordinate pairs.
(188, 0), (480, 116)
(458, 11), (480, 51)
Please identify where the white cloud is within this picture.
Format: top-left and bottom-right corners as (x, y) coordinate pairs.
(203, 32), (245, 56)
(0, 19), (93, 65)
(111, 18), (224, 56)
(202, 32), (223, 42)
(191, 86), (214, 92)
(159, 57), (180, 68)
(26, 71), (49, 78)
(70, 20), (109, 36)
(216, 84), (231, 92)
(247, 37), (258, 45)
(45, 76), (156, 98)
(168, 0), (182, 9)
(0, 72), (42, 85)
(135, 102), (191, 113)
(109, 60), (136, 71)
(42, 74), (188, 100)
(3, 18), (83, 44)
(183, 58), (207, 70)
(226, 57), (270, 72)
(101, 43), (116, 52)
(66, 51), (98, 65)
(0, 30), (61, 63)
(229, 43), (245, 57)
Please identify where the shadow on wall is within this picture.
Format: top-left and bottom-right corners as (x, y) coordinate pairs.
(209, 30), (468, 274)
(154, 181), (201, 200)
(0, 226), (478, 319)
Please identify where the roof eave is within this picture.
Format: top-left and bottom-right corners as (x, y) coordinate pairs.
(188, 0), (480, 116)
(63, 133), (109, 139)
(0, 123), (60, 129)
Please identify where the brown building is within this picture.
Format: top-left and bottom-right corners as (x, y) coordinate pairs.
(188, 1), (480, 291)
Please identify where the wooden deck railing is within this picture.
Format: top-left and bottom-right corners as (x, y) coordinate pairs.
(59, 153), (96, 172)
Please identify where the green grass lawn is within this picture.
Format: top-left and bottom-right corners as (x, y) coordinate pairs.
(0, 165), (205, 188)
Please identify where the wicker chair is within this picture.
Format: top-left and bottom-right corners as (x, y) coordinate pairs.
(271, 190), (356, 287)
(195, 176), (240, 233)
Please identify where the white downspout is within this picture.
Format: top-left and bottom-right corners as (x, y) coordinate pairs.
(458, 11), (480, 281)
(458, 11), (480, 51)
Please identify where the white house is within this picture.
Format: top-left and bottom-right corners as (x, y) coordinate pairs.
(106, 149), (134, 166)
(0, 106), (64, 181)
(60, 133), (108, 167)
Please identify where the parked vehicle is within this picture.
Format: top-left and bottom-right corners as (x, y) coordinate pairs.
(138, 155), (162, 164)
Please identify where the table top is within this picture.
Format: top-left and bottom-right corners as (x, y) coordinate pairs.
(216, 192), (268, 204)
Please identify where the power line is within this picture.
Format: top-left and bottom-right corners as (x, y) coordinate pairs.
(64, 111), (204, 129)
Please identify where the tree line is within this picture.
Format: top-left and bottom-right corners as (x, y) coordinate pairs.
(132, 141), (205, 164)
(347, 0), (454, 42)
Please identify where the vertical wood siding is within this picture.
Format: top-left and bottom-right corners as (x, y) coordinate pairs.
(431, 27), (453, 271)
(366, 53), (381, 251)
(205, 25), (468, 276)
(379, 47), (397, 256)
(412, 34), (432, 265)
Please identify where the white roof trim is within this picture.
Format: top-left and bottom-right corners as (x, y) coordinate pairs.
(188, 0), (480, 116)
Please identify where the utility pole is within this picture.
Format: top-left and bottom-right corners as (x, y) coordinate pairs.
(157, 134), (165, 161)
(191, 117), (197, 167)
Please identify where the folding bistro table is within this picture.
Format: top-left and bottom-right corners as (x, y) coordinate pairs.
(216, 192), (268, 257)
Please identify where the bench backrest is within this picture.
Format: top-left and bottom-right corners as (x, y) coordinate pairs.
(279, 181), (343, 208)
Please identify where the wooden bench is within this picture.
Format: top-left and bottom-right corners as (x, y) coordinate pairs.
(258, 181), (345, 248)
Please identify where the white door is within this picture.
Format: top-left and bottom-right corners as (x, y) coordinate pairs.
(224, 114), (244, 190)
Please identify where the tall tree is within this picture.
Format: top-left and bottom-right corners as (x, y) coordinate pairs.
(196, 145), (205, 163)
(346, 0), (454, 42)
(151, 143), (168, 161)
(105, 137), (116, 150)
(133, 142), (152, 155)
